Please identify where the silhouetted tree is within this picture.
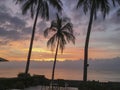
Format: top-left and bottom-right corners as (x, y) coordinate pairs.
(44, 14), (75, 90)
(16, 0), (62, 74)
(77, 0), (120, 81)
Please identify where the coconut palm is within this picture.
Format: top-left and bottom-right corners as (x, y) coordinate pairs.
(44, 14), (75, 90)
(77, 0), (120, 81)
(16, 0), (62, 74)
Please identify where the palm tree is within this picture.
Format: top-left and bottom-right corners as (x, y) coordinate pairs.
(44, 14), (75, 90)
(77, 0), (120, 82)
(76, 0), (120, 82)
(16, 0), (62, 74)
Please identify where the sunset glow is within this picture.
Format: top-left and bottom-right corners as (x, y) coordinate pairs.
(0, 0), (120, 61)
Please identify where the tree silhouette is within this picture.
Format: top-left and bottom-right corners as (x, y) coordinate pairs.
(44, 14), (75, 90)
(77, 0), (120, 81)
(16, 0), (62, 74)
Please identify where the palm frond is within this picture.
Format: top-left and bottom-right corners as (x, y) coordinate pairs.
(15, 0), (25, 4)
(22, 0), (37, 18)
(59, 33), (66, 53)
(47, 34), (57, 51)
(38, 1), (49, 20)
(100, 0), (110, 18)
(30, 3), (34, 18)
(112, 0), (120, 6)
(44, 28), (50, 38)
(77, 0), (89, 14)
(77, 0), (111, 19)
(61, 23), (73, 34)
(44, 27), (57, 38)
(62, 31), (75, 44)
(16, 0), (62, 20)
(50, 20), (58, 29)
(49, 0), (63, 12)
(56, 14), (62, 29)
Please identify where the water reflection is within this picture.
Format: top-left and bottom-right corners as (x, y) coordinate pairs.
(24, 86), (78, 90)
(0, 61), (120, 82)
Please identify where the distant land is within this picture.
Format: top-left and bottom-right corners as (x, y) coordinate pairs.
(0, 57), (8, 62)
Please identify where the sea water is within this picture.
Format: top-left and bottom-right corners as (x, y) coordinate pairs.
(0, 61), (120, 82)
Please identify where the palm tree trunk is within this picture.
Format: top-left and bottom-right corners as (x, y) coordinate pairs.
(51, 39), (59, 90)
(83, 4), (95, 81)
(25, 0), (40, 74)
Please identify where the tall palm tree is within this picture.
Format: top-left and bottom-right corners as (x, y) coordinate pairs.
(16, 0), (62, 74)
(76, 0), (120, 82)
(77, 0), (120, 82)
(44, 14), (75, 90)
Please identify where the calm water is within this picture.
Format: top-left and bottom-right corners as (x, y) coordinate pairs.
(0, 61), (120, 82)
(24, 86), (78, 90)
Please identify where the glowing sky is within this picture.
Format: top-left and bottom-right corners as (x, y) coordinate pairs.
(0, 0), (120, 61)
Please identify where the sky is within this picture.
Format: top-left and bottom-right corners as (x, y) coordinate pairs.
(0, 0), (120, 61)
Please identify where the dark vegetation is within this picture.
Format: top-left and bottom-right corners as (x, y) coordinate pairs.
(78, 81), (120, 90)
(0, 57), (8, 62)
(0, 74), (49, 90)
(0, 74), (120, 90)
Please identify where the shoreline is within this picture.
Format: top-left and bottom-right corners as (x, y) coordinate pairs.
(0, 75), (120, 90)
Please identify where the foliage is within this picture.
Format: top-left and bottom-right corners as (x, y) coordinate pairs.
(18, 72), (31, 78)
(44, 14), (75, 53)
(16, 0), (62, 19)
(77, 0), (120, 19)
(0, 75), (48, 89)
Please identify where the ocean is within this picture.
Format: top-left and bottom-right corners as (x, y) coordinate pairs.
(0, 60), (120, 82)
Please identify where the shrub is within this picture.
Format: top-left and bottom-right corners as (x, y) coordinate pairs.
(17, 73), (31, 78)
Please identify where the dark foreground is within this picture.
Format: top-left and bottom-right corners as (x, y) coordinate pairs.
(0, 75), (120, 90)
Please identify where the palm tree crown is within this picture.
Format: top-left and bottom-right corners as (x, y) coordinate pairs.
(77, 0), (111, 18)
(16, 0), (62, 19)
(44, 14), (75, 53)
(77, 0), (120, 18)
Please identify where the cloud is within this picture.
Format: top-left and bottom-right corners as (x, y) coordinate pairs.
(109, 8), (120, 24)
(0, 1), (48, 43)
(0, 12), (26, 29)
(0, 26), (33, 46)
(22, 27), (32, 35)
(0, 4), (32, 44)
(114, 27), (120, 31)
(0, 27), (23, 41)
(89, 57), (120, 72)
(37, 21), (48, 33)
(0, 4), (11, 13)
(0, 40), (9, 45)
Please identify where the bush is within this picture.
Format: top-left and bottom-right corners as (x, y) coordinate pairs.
(17, 73), (31, 78)
(13, 81), (25, 89)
